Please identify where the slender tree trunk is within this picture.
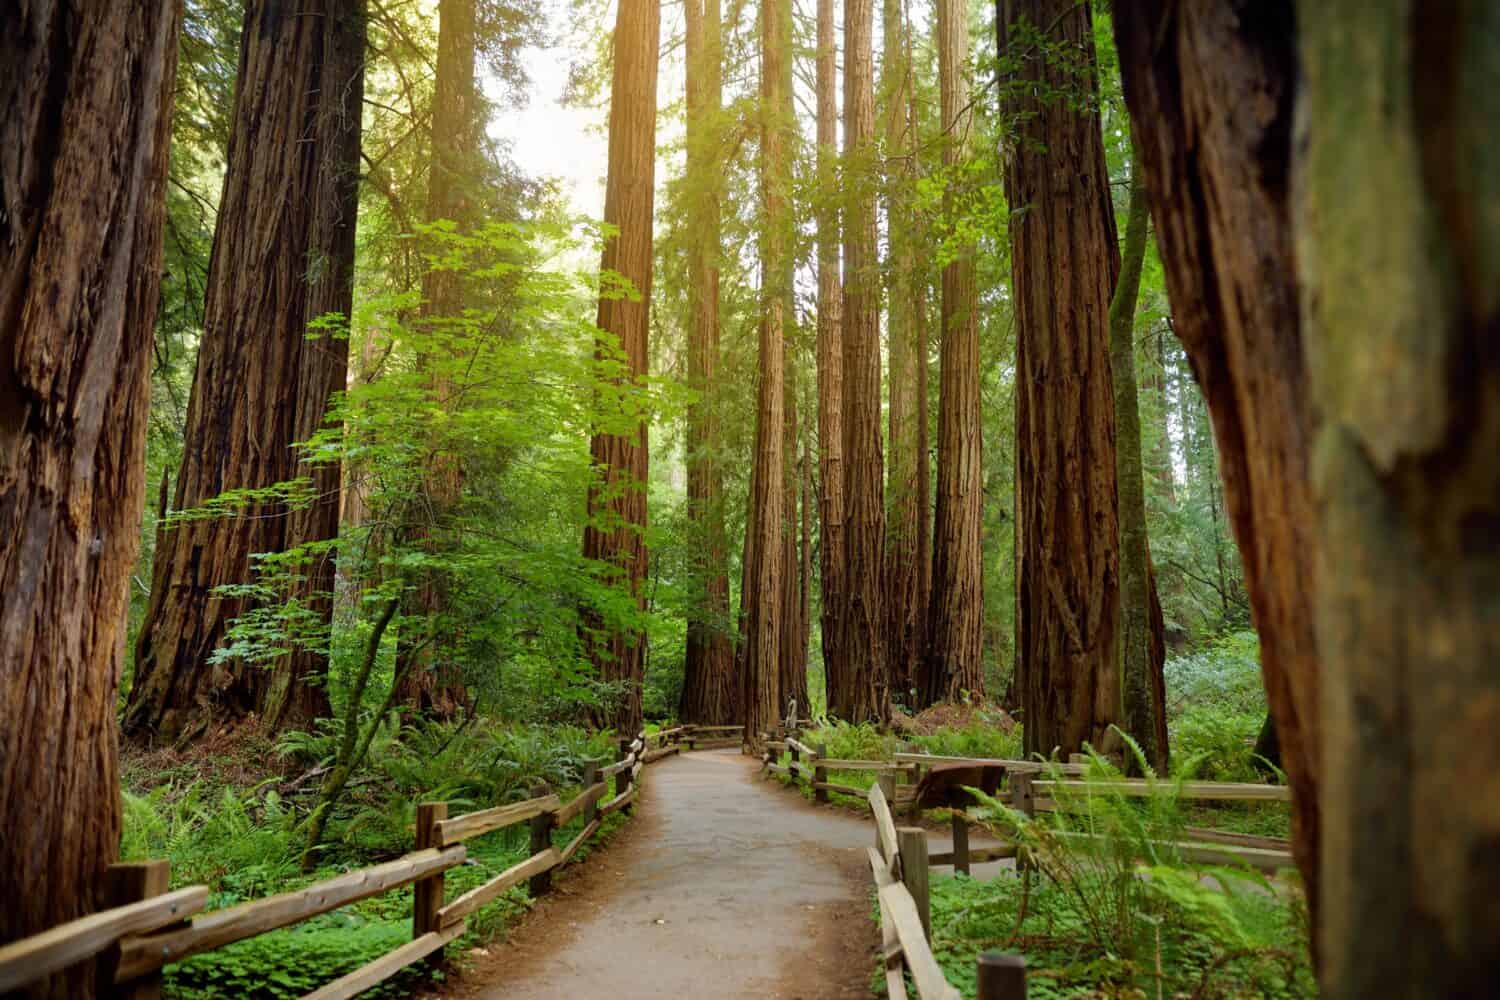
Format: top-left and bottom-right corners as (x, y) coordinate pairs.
(0, 0), (178, 986)
(583, 0), (659, 735)
(397, 0), (477, 719)
(1109, 148), (1168, 773)
(742, 0), (790, 744)
(813, 0), (846, 718)
(680, 0), (737, 725)
(779, 362), (809, 717)
(1003, 0), (1121, 758)
(126, 0), (360, 744)
(882, 0), (926, 709)
(1298, 5), (1500, 993)
(926, 0), (985, 706)
(1111, 0), (1321, 922)
(835, 0), (889, 723)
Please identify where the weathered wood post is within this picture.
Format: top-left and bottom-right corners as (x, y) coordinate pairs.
(616, 737), (633, 815)
(1009, 770), (1035, 872)
(876, 772), (898, 851)
(814, 741), (829, 803)
(581, 758), (601, 826)
(101, 860), (170, 999)
(952, 810), (972, 876)
(528, 782), (556, 896)
(897, 827), (931, 940)
(413, 802), (448, 945)
(976, 951), (1027, 999)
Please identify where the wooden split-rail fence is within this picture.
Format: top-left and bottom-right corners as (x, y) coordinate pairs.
(0, 727), (689, 999)
(762, 731), (1298, 1000)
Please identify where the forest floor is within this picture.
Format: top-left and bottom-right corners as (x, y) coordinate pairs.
(427, 748), (893, 1000)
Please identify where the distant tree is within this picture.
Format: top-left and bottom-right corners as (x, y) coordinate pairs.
(834, 0), (889, 722)
(925, 0), (986, 706)
(1001, 0), (1123, 758)
(679, 0), (738, 725)
(126, 0), (365, 743)
(741, 0), (790, 744)
(0, 0), (179, 987)
(813, 0), (846, 715)
(583, 0), (660, 734)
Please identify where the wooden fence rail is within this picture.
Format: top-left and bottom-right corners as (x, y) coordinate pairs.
(0, 728), (677, 999)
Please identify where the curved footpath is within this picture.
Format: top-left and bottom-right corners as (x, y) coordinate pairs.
(437, 748), (882, 999)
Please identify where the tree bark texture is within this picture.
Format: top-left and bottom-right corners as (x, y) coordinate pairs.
(835, 0), (888, 723)
(1297, 3), (1500, 993)
(1003, 0), (1122, 759)
(814, 0), (845, 717)
(126, 0), (363, 744)
(0, 0), (179, 987)
(397, 0), (477, 719)
(583, 0), (659, 735)
(679, 0), (737, 725)
(1111, 0), (1321, 918)
(882, 0), (928, 708)
(925, 0), (985, 706)
(1109, 150), (1169, 773)
(779, 363), (809, 719)
(742, 0), (789, 744)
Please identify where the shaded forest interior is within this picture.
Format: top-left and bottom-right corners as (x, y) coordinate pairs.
(2, 0), (1497, 998)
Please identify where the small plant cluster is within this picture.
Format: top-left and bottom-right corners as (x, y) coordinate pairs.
(942, 740), (1312, 999)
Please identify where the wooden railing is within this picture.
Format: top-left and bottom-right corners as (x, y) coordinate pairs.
(0, 728), (678, 998)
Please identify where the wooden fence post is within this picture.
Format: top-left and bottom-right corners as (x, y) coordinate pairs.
(952, 810), (972, 876)
(813, 742), (828, 803)
(1009, 771), (1035, 872)
(101, 860), (170, 999)
(581, 759), (600, 825)
(528, 782), (556, 897)
(413, 802), (447, 947)
(897, 827), (931, 941)
(976, 951), (1027, 999)
(876, 773), (897, 851)
(616, 738), (634, 815)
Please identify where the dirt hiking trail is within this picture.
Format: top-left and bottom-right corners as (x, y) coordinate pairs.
(445, 749), (881, 999)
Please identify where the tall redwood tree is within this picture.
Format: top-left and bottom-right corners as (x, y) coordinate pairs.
(0, 0), (180, 988)
(126, 0), (365, 743)
(583, 0), (660, 734)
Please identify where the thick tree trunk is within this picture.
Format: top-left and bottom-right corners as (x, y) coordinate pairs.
(835, 0), (888, 723)
(882, 0), (925, 708)
(1003, 0), (1121, 758)
(679, 0), (737, 725)
(813, 0), (845, 717)
(742, 0), (789, 745)
(1111, 0), (1321, 920)
(1109, 150), (1168, 773)
(1297, 4), (1500, 993)
(925, 0), (985, 706)
(279, 1), (365, 732)
(583, 0), (659, 735)
(0, 0), (178, 987)
(126, 0), (360, 744)
(397, 0), (476, 719)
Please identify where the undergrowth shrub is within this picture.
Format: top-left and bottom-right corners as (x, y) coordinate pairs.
(1165, 630), (1266, 783)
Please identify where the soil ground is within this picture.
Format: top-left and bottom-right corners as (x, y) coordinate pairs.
(432, 748), (883, 1000)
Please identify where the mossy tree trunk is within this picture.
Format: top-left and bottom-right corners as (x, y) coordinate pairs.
(0, 0), (179, 989)
(1297, 3), (1500, 993)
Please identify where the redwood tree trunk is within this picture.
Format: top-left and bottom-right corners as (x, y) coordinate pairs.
(397, 0), (476, 719)
(1111, 0), (1321, 919)
(679, 0), (737, 725)
(583, 0), (659, 735)
(0, 0), (179, 987)
(1297, 4), (1500, 993)
(1002, 0), (1121, 758)
(742, 0), (789, 744)
(813, 0), (845, 716)
(779, 363), (810, 718)
(882, 0), (927, 708)
(835, 0), (888, 723)
(925, 0), (985, 706)
(126, 0), (360, 743)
